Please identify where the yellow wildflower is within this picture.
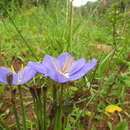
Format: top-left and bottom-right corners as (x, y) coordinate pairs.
(105, 105), (122, 113)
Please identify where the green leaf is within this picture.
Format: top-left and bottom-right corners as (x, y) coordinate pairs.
(115, 120), (128, 130)
(69, 86), (78, 91)
(107, 121), (113, 130)
(98, 49), (114, 76)
(0, 127), (3, 130)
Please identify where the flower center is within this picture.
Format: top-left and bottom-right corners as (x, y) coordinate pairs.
(52, 56), (73, 78)
(11, 64), (24, 84)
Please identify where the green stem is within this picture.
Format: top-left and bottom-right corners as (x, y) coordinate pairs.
(32, 97), (41, 130)
(43, 87), (47, 130)
(37, 101), (42, 130)
(67, 1), (73, 52)
(54, 85), (64, 130)
(9, 86), (21, 130)
(12, 103), (21, 130)
(66, 0), (69, 24)
(53, 85), (57, 102)
(38, 99), (43, 130)
(31, 92), (42, 130)
(60, 86), (64, 110)
(18, 85), (27, 130)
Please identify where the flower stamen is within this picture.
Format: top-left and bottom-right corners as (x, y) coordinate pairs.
(18, 64), (24, 84)
(11, 65), (15, 73)
(52, 59), (59, 72)
(52, 57), (72, 78)
(65, 58), (73, 73)
(62, 56), (69, 72)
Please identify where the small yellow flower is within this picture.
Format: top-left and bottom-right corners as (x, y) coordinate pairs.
(105, 105), (122, 113)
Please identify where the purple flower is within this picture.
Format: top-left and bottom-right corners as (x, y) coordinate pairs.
(0, 62), (36, 85)
(31, 52), (97, 83)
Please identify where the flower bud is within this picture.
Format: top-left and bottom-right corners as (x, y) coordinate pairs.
(6, 73), (13, 86)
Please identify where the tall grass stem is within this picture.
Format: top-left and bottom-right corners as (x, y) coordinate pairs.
(43, 87), (47, 130)
(1, 7), (38, 60)
(18, 85), (27, 130)
(10, 87), (21, 130)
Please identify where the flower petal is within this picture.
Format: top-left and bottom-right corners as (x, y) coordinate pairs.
(58, 52), (73, 63)
(0, 67), (11, 83)
(12, 73), (19, 85)
(28, 61), (47, 75)
(58, 52), (73, 70)
(42, 55), (63, 81)
(48, 71), (69, 83)
(42, 55), (69, 83)
(68, 58), (86, 75)
(43, 55), (61, 71)
(69, 58), (97, 81)
(15, 63), (36, 84)
(105, 105), (122, 113)
(57, 72), (69, 83)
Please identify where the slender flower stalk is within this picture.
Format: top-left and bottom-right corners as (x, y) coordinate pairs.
(54, 85), (64, 130)
(37, 99), (43, 130)
(6, 73), (21, 130)
(18, 85), (27, 130)
(67, 1), (73, 52)
(59, 85), (64, 128)
(43, 87), (47, 130)
(32, 95), (41, 129)
(37, 88), (43, 130)
(66, 0), (69, 24)
(29, 87), (40, 129)
(48, 84), (57, 129)
(53, 85), (57, 102)
(29, 86), (43, 130)
(11, 99), (21, 130)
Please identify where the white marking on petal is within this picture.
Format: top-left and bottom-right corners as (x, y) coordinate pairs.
(59, 71), (70, 78)
(64, 73), (70, 78)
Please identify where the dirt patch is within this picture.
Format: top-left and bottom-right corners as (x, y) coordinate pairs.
(88, 43), (112, 53)
(0, 88), (36, 128)
(95, 44), (112, 53)
(0, 86), (130, 130)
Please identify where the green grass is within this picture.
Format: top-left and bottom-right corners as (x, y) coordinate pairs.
(0, 6), (114, 62)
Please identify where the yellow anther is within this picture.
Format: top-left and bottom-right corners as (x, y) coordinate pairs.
(62, 56), (69, 72)
(52, 59), (59, 72)
(11, 65), (15, 73)
(21, 64), (24, 69)
(65, 58), (73, 73)
(51, 56), (73, 78)
(18, 64), (24, 84)
(18, 79), (21, 84)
